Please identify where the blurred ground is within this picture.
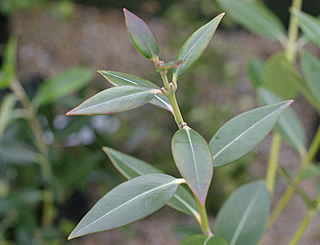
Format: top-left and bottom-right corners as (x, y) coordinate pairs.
(10, 4), (320, 245)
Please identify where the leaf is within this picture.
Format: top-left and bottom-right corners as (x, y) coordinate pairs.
(102, 146), (198, 217)
(173, 13), (224, 79)
(0, 94), (16, 142)
(209, 100), (292, 167)
(156, 60), (183, 71)
(98, 70), (173, 113)
(258, 88), (306, 154)
(247, 57), (264, 88)
(33, 67), (94, 108)
(172, 127), (213, 204)
(301, 164), (320, 180)
(180, 234), (227, 245)
(123, 8), (159, 60)
(214, 180), (270, 245)
(0, 145), (38, 164)
(217, 0), (285, 41)
(0, 38), (17, 88)
(301, 50), (320, 106)
(66, 85), (158, 115)
(293, 9), (320, 48)
(68, 174), (180, 239)
(263, 52), (301, 100)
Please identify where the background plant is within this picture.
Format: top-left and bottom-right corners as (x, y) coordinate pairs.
(66, 8), (296, 244)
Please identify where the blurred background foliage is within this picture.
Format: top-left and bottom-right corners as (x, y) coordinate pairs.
(0, 0), (319, 244)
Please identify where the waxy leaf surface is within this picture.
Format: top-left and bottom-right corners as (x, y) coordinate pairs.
(258, 88), (306, 154)
(180, 234), (227, 245)
(33, 67), (94, 108)
(102, 147), (198, 217)
(173, 13), (224, 79)
(210, 100), (292, 167)
(99, 70), (172, 113)
(301, 50), (320, 106)
(124, 8), (159, 59)
(293, 10), (320, 48)
(172, 127), (213, 204)
(66, 85), (156, 115)
(217, 0), (285, 41)
(69, 174), (180, 239)
(215, 180), (270, 245)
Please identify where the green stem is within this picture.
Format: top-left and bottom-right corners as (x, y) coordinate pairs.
(285, 0), (303, 62)
(266, 132), (282, 196)
(10, 80), (54, 227)
(306, 124), (320, 163)
(195, 195), (213, 236)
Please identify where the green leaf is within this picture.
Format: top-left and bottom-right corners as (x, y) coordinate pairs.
(293, 9), (320, 48)
(215, 180), (270, 245)
(301, 164), (320, 180)
(98, 70), (173, 113)
(247, 57), (264, 88)
(66, 85), (158, 115)
(33, 67), (94, 108)
(0, 94), (16, 142)
(258, 88), (306, 154)
(301, 50), (320, 106)
(180, 234), (227, 245)
(172, 127), (213, 204)
(263, 52), (300, 100)
(102, 146), (198, 217)
(217, 0), (285, 41)
(0, 145), (38, 164)
(173, 13), (224, 79)
(0, 38), (17, 88)
(209, 100), (292, 167)
(123, 8), (159, 60)
(68, 174), (180, 239)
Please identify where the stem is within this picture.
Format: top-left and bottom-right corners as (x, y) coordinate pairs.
(266, 132), (282, 196)
(195, 195), (213, 236)
(306, 124), (320, 163)
(285, 0), (303, 62)
(9, 80), (54, 227)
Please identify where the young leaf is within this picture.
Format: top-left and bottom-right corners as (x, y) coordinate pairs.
(214, 180), (270, 245)
(293, 9), (320, 48)
(33, 67), (94, 108)
(209, 100), (292, 167)
(98, 70), (173, 113)
(102, 146), (198, 217)
(263, 52), (300, 100)
(66, 85), (158, 115)
(123, 8), (159, 60)
(258, 88), (306, 154)
(180, 234), (227, 245)
(0, 38), (17, 89)
(301, 50), (320, 105)
(68, 174), (180, 239)
(173, 13), (224, 79)
(247, 57), (264, 88)
(0, 94), (16, 142)
(172, 127), (213, 205)
(217, 0), (285, 41)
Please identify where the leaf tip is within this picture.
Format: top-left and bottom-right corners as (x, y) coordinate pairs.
(65, 109), (74, 116)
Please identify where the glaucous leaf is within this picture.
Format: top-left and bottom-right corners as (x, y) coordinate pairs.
(33, 67), (94, 108)
(301, 164), (320, 180)
(181, 234), (227, 245)
(0, 94), (16, 142)
(66, 85), (158, 115)
(215, 180), (270, 245)
(263, 52), (301, 100)
(293, 9), (320, 48)
(102, 147), (198, 217)
(68, 174), (180, 239)
(0, 145), (38, 164)
(172, 127), (213, 205)
(0, 38), (17, 88)
(258, 88), (306, 154)
(123, 8), (159, 60)
(98, 70), (173, 113)
(217, 0), (285, 41)
(210, 100), (292, 167)
(247, 57), (264, 88)
(173, 13), (224, 79)
(301, 50), (320, 105)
